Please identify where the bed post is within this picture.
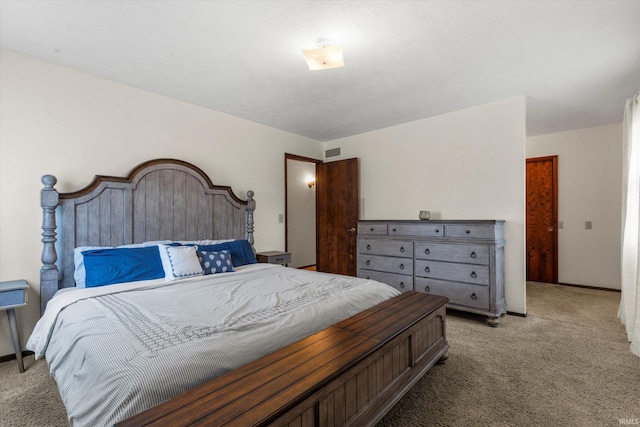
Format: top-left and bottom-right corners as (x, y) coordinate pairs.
(40, 175), (59, 314)
(246, 190), (255, 246)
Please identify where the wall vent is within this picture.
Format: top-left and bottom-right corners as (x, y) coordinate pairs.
(325, 147), (341, 158)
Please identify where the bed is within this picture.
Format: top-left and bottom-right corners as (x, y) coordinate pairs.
(28, 159), (448, 426)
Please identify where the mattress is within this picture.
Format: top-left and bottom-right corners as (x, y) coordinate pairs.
(27, 263), (399, 426)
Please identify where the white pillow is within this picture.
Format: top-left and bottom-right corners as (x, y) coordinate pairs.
(73, 240), (173, 288)
(158, 244), (204, 281)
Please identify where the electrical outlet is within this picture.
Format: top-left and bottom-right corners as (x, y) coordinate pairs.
(278, 213), (284, 224)
(585, 221), (592, 230)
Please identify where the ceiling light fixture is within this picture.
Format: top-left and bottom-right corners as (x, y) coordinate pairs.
(302, 38), (345, 71)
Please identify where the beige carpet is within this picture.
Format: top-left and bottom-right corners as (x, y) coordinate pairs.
(1, 282), (638, 426)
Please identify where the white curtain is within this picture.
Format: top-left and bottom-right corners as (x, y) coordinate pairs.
(620, 90), (640, 356)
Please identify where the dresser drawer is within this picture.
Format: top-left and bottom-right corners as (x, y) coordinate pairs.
(358, 239), (413, 257)
(358, 269), (413, 293)
(388, 223), (443, 237)
(414, 242), (489, 265)
(358, 254), (413, 275)
(358, 223), (388, 235)
(415, 259), (489, 285)
(415, 277), (490, 310)
(445, 224), (495, 239)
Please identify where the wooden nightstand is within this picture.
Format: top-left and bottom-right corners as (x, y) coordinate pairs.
(0, 280), (29, 373)
(256, 251), (292, 265)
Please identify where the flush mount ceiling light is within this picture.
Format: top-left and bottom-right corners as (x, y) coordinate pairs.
(302, 38), (345, 71)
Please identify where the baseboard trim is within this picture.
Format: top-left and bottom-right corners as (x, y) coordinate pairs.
(0, 350), (33, 364)
(506, 311), (527, 317)
(556, 282), (621, 293)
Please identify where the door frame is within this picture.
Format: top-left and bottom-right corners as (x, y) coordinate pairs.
(526, 155), (559, 283)
(284, 153), (323, 265)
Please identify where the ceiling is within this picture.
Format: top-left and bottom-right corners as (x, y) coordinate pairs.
(1, 0), (639, 142)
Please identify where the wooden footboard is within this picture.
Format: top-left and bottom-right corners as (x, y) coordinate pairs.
(117, 292), (448, 427)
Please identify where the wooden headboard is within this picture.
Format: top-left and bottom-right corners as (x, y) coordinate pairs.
(39, 159), (255, 314)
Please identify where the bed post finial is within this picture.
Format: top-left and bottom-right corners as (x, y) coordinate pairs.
(246, 190), (255, 246)
(40, 175), (59, 314)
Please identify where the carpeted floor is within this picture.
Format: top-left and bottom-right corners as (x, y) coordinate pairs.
(1, 282), (638, 426)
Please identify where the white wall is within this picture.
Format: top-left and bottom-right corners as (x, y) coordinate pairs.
(286, 159), (316, 267)
(0, 49), (323, 357)
(323, 97), (527, 315)
(527, 123), (623, 289)
(0, 49), (531, 359)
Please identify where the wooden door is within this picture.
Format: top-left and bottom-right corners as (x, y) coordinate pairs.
(316, 158), (359, 276)
(526, 156), (558, 283)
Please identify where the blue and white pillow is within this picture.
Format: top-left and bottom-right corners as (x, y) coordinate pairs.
(196, 240), (257, 267)
(197, 249), (235, 274)
(158, 244), (204, 281)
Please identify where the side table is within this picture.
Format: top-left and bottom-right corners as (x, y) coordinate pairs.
(0, 280), (29, 373)
(256, 251), (292, 266)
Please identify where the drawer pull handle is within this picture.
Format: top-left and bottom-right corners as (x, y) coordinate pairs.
(435, 229), (440, 233)
(399, 264), (405, 270)
(425, 266), (431, 273)
(465, 229), (471, 234)
(424, 248), (430, 255)
(400, 247), (405, 253)
(366, 244), (371, 250)
(471, 293), (477, 300)
(400, 282), (405, 288)
(424, 286), (430, 293)
(470, 271), (477, 278)
(366, 260), (370, 266)
(470, 251), (477, 258)
(392, 228), (397, 232)
(370, 228), (374, 231)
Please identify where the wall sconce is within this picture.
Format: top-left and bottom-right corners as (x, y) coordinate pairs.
(302, 38), (345, 71)
(305, 175), (316, 188)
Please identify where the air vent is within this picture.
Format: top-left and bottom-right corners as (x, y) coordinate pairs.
(325, 147), (341, 158)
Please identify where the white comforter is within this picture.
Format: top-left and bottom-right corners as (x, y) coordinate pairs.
(27, 264), (399, 427)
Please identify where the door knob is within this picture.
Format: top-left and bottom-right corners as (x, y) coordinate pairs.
(548, 226), (554, 232)
(348, 227), (356, 233)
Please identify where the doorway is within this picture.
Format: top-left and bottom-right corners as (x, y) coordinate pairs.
(285, 154), (322, 269)
(526, 156), (559, 283)
(285, 155), (360, 276)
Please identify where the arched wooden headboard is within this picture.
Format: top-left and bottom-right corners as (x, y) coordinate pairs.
(39, 158), (255, 313)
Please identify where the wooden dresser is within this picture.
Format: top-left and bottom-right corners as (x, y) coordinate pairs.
(357, 220), (506, 325)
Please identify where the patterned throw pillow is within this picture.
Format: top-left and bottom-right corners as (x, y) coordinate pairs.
(197, 249), (235, 274)
(158, 244), (204, 281)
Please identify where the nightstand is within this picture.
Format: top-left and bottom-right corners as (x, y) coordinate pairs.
(256, 251), (292, 265)
(0, 280), (29, 373)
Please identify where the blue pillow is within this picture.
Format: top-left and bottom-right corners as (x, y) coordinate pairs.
(82, 246), (165, 287)
(197, 249), (235, 274)
(196, 240), (257, 267)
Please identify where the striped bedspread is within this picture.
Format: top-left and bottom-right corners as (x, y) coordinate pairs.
(27, 263), (399, 426)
